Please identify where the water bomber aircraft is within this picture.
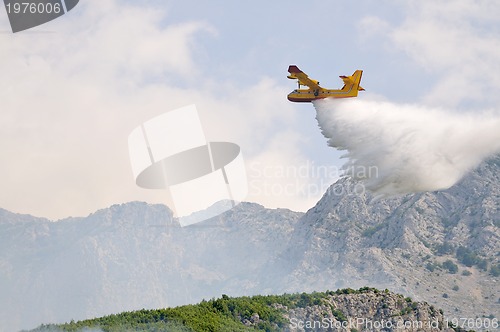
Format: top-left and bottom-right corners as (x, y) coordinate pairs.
(287, 65), (364, 102)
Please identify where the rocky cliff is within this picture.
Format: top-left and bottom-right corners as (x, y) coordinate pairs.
(278, 155), (499, 325)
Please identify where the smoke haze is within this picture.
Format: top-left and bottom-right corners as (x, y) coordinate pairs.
(314, 98), (500, 195)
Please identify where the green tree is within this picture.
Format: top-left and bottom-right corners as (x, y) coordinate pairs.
(442, 260), (458, 274)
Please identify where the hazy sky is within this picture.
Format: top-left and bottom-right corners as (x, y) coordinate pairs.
(1, 0), (499, 219)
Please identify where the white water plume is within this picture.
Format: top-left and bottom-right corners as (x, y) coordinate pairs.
(314, 98), (500, 195)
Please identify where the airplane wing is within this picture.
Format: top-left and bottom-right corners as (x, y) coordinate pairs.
(287, 65), (321, 89)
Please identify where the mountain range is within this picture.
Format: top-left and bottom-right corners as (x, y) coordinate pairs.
(1, 155), (498, 331)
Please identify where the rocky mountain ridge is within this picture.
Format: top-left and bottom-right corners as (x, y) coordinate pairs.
(1, 155), (498, 331)
(0, 202), (302, 331)
(277, 155), (499, 322)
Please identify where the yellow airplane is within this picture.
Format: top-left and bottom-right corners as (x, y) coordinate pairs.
(287, 65), (364, 102)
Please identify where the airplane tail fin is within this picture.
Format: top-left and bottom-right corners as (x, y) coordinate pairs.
(340, 70), (364, 94)
(353, 70), (365, 91)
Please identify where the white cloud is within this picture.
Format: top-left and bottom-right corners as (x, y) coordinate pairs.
(245, 130), (328, 212)
(0, 1), (217, 219)
(358, 16), (391, 41)
(0, 0), (316, 219)
(364, 0), (500, 107)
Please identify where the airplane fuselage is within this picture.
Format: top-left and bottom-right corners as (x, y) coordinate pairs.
(287, 88), (360, 102)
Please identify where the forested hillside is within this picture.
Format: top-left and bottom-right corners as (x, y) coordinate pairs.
(30, 288), (473, 332)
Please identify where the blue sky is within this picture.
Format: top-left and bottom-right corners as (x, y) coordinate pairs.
(1, 0), (499, 219)
(161, 1), (422, 97)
